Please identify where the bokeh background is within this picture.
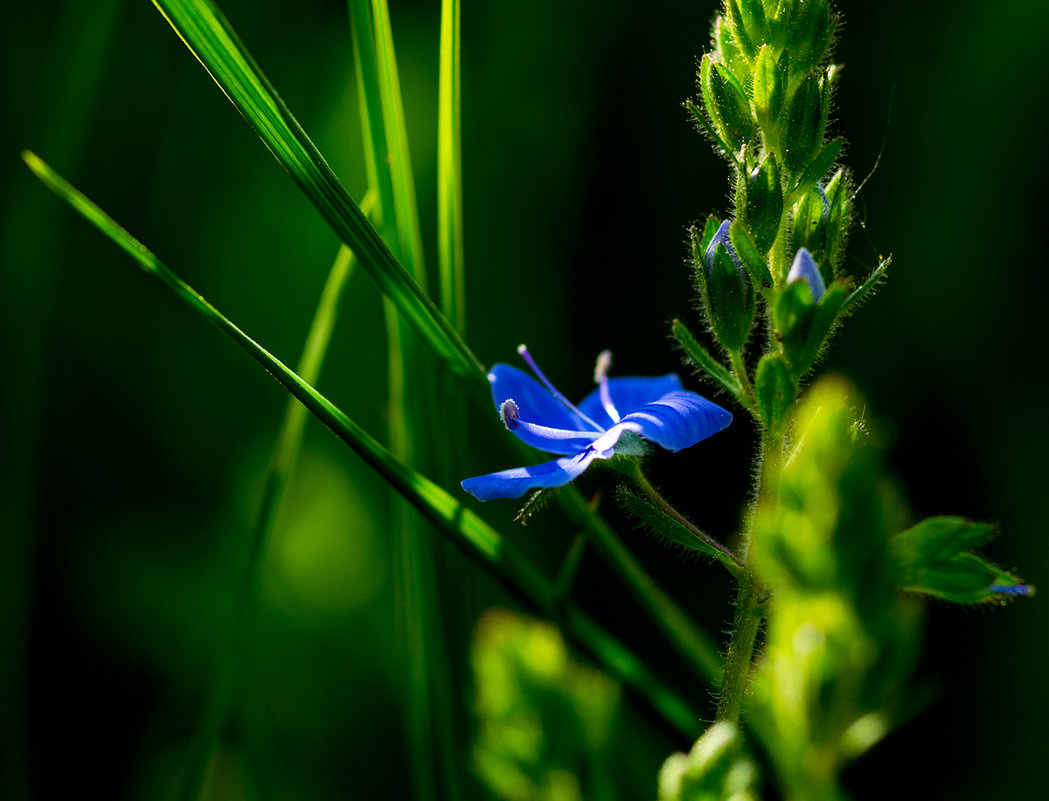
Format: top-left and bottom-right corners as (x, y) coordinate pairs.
(2, 0), (1046, 798)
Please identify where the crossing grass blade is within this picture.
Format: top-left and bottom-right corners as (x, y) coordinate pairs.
(150, 0), (484, 385)
(348, 3), (453, 798)
(21, 150), (702, 737)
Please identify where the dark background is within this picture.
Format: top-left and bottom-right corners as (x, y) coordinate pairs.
(2, 0), (1046, 798)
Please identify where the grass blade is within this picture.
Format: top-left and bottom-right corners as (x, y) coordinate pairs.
(348, 4), (454, 797)
(22, 150), (702, 736)
(438, 0), (465, 332)
(151, 0), (483, 384)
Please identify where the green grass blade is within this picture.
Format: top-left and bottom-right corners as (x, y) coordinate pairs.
(151, 0), (483, 383)
(369, 0), (427, 279)
(438, 0), (465, 333)
(22, 150), (701, 736)
(348, 4), (453, 797)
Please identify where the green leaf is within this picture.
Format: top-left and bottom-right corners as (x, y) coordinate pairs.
(151, 0), (483, 384)
(841, 256), (890, 317)
(754, 352), (795, 431)
(672, 318), (750, 409)
(21, 151), (703, 736)
(892, 517), (1033, 604)
(618, 488), (742, 574)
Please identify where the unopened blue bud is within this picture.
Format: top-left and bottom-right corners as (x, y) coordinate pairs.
(787, 247), (826, 302)
(704, 220), (743, 273)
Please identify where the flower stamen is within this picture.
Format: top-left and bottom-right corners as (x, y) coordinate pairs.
(593, 349), (621, 423)
(517, 344), (604, 431)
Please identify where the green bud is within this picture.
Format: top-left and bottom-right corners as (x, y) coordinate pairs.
(786, 0), (833, 78)
(792, 186), (826, 258)
(782, 71), (828, 173)
(724, 0), (758, 60)
(772, 277), (846, 375)
(713, 14), (749, 77)
(892, 517), (1034, 604)
(823, 168), (853, 268)
(755, 352), (796, 431)
(701, 54), (756, 153)
(658, 722), (760, 801)
(789, 136), (842, 196)
(739, 153), (783, 253)
(729, 220), (774, 292)
(692, 223), (755, 354)
(752, 45), (787, 132)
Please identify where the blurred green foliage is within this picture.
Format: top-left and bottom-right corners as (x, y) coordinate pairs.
(2, 1), (1046, 799)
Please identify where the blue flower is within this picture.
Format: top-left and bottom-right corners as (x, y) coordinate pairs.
(786, 247), (826, 301)
(460, 346), (733, 501)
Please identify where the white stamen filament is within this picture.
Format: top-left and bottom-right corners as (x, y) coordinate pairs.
(593, 349), (621, 423)
(516, 344), (605, 431)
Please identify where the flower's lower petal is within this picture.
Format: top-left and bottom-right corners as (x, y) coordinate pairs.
(460, 450), (599, 501)
(488, 364), (599, 453)
(576, 375), (683, 428)
(618, 391), (732, 452)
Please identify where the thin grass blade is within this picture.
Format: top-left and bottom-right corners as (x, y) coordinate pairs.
(438, 0), (465, 332)
(150, 0), (483, 384)
(22, 150), (701, 736)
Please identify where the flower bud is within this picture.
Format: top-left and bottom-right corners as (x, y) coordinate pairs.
(782, 71), (827, 173)
(738, 152), (783, 253)
(752, 45), (786, 131)
(785, 0), (833, 78)
(691, 224), (755, 354)
(700, 54), (756, 153)
(774, 249), (845, 375)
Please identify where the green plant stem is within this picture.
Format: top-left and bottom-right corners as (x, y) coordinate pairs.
(729, 349), (755, 404)
(715, 570), (765, 725)
(716, 392), (785, 725)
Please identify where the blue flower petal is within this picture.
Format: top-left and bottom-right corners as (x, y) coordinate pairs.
(488, 364), (600, 454)
(460, 450), (599, 501)
(787, 247), (826, 302)
(576, 374), (683, 428)
(617, 391), (732, 452)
